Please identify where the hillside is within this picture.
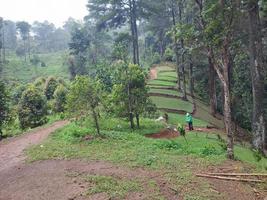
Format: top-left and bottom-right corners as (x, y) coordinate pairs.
(2, 51), (70, 83)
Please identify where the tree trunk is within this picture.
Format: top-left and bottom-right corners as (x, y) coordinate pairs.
(24, 39), (27, 62)
(92, 109), (100, 135)
(179, 3), (187, 100)
(127, 83), (135, 129)
(189, 57), (194, 98)
(130, 0), (139, 65)
(136, 113), (140, 129)
(28, 33), (31, 61)
(209, 56), (217, 116)
(248, 0), (266, 152)
(171, 3), (181, 91)
(210, 44), (234, 159)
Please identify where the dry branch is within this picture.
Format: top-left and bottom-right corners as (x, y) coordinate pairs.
(206, 173), (267, 177)
(196, 174), (264, 183)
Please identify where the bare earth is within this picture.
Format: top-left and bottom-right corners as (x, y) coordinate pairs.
(0, 120), (69, 172)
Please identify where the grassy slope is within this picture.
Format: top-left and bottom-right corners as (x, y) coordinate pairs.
(150, 96), (194, 112)
(2, 51), (69, 83)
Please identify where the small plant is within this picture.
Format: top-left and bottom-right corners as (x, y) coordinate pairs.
(177, 123), (187, 143)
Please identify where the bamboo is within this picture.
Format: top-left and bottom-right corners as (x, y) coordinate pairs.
(196, 174), (264, 183)
(206, 173), (267, 177)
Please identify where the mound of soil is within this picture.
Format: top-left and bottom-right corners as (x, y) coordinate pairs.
(146, 129), (180, 139)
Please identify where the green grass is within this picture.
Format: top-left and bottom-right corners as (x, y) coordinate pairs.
(148, 80), (177, 87)
(167, 113), (210, 127)
(157, 71), (177, 78)
(149, 88), (182, 96)
(85, 175), (141, 199)
(3, 51), (69, 83)
(3, 113), (64, 138)
(156, 76), (177, 82)
(26, 116), (267, 199)
(150, 96), (194, 112)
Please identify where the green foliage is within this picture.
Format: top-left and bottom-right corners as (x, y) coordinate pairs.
(12, 84), (27, 105)
(53, 84), (68, 113)
(30, 55), (42, 66)
(44, 76), (58, 100)
(152, 52), (161, 64)
(0, 81), (10, 139)
(164, 47), (174, 61)
(67, 76), (103, 135)
(85, 175), (141, 199)
(18, 85), (47, 129)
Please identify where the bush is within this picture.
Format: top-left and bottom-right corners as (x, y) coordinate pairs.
(12, 84), (27, 105)
(53, 84), (68, 113)
(18, 85), (48, 129)
(44, 76), (58, 100)
(0, 81), (10, 139)
(34, 77), (46, 89)
(164, 47), (174, 62)
(152, 52), (161, 64)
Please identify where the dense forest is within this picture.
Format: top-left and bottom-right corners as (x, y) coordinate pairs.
(0, 0), (267, 199)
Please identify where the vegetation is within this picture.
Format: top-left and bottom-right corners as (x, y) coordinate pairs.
(18, 85), (48, 129)
(0, 0), (267, 199)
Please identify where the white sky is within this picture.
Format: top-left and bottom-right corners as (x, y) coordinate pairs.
(0, 0), (88, 27)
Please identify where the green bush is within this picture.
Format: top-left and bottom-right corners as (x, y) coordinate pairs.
(44, 76), (58, 100)
(164, 47), (174, 61)
(12, 84), (27, 105)
(152, 52), (161, 64)
(0, 81), (10, 139)
(34, 77), (46, 89)
(18, 85), (48, 129)
(53, 84), (68, 113)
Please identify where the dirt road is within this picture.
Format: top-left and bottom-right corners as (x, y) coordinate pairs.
(0, 120), (68, 172)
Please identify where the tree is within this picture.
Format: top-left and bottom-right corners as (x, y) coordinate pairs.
(32, 21), (55, 52)
(87, 0), (155, 65)
(18, 85), (47, 129)
(199, 0), (239, 159)
(53, 84), (68, 113)
(16, 21), (31, 62)
(0, 81), (9, 140)
(112, 62), (149, 128)
(66, 76), (103, 135)
(44, 76), (59, 100)
(0, 17), (3, 66)
(3, 20), (17, 51)
(247, 0), (266, 153)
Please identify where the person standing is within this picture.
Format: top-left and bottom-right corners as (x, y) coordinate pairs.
(186, 113), (194, 131)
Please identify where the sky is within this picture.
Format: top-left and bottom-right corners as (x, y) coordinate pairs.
(0, 0), (88, 27)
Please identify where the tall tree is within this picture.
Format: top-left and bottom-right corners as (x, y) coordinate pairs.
(247, 0), (266, 153)
(16, 21), (31, 62)
(87, 0), (155, 65)
(194, 0), (239, 159)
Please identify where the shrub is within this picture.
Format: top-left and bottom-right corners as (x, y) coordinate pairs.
(34, 77), (46, 89)
(152, 52), (161, 64)
(18, 85), (48, 129)
(44, 76), (58, 100)
(0, 81), (10, 139)
(53, 84), (68, 113)
(12, 84), (27, 105)
(164, 47), (174, 62)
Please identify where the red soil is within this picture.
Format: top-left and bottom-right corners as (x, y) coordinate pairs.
(146, 129), (180, 139)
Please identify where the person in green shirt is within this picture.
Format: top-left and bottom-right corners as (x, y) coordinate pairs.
(186, 113), (194, 131)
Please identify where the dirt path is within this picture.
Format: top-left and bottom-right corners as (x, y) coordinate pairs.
(0, 120), (69, 172)
(0, 160), (178, 200)
(150, 67), (157, 80)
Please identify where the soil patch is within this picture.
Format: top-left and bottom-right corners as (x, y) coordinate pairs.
(149, 67), (157, 80)
(201, 160), (267, 200)
(0, 159), (178, 200)
(146, 129), (180, 139)
(0, 120), (69, 172)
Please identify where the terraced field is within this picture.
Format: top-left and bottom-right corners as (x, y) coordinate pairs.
(149, 65), (211, 127)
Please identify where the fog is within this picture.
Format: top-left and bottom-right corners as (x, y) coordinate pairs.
(0, 0), (88, 27)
